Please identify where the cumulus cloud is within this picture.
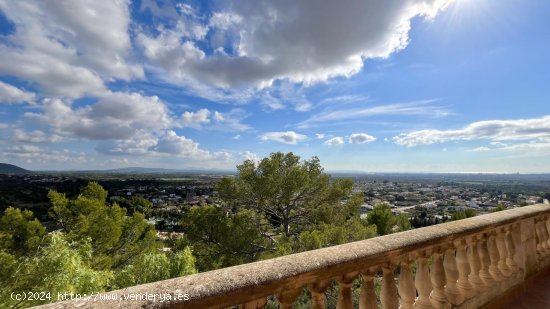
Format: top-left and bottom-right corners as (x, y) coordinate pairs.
(0, 81), (35, 104)
(260, 131), (307, 144)
(0, 0), (142, 98)
(95, 133), (159, 156)
(315, 133), (326, 139)
(181, 109), (211, 128)
(2, 145), (88, 165)
(179, 108), (250, 132)
(393, 115), (550, 147)
(324, 137), (344, 146)
(153, 130), (209, 157)
(349, 133), (377, 144)
(25, 92), (172, 140)
(138, 0), (450, 98)
(95, 130), (232, 163)
(239, 151), (260, 162)
(13, 129), (63, 143)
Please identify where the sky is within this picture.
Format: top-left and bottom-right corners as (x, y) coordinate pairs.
(0, 0), (549, 172)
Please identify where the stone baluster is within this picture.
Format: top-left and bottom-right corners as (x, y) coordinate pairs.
(496, 227), (512, 277)
(444, 248), (464, 305)
(430, 251), (450, 309)
(277, 288), (301, 309)
(455, 239), (474, 300)
(477, 236), (496, 287)
(381, 266), (399, 309)
(359, 274), (377, 309)
(537, 219), (549, 258)
(504, 225), (519, 273)
(539, 218), (550, 256)
(310, 279), (330, 309)
(337, 272), (358, 309)
(398, 260), (415, 309)
(487, 234), (505, 283)
(242, 298), (267, 309)
(467, 235), (485, 292)
(415, 255), (433, 309)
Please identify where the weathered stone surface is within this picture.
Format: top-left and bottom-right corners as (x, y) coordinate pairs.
(34, 204), (550, 309)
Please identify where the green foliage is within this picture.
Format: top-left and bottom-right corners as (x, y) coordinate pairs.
(0, 182), (200, 308)
(112, 247), (196, 289)
(0, 207), (46, 256)
(217, 152), (356, 236)
(181, 205), (270, 271)
(451, 208), (477, 221)
(490, 204), (507, 212)
(395, 213), (412, 232)
(265, 218), (377, 256)
(170, 247), (197, 277)
(113, 196), (153, 217)
(366, 204), (397, 235)
(48, 182), (158, 270)
(0, 232), (111, 308)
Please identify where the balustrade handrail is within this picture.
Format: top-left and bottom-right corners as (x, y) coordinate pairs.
(38, 204), (550, 309)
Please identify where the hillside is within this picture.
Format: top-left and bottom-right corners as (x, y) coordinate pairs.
(0, 163), (30, 174)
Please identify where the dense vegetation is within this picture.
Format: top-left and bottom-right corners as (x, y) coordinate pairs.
(0, 152), (411, 308)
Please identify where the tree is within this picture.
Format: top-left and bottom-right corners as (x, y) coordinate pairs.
(1, 232), (111, 308)
(451, 208), (476, 221)
(490, 204), (507, 213)
(180, 205), (270, 271)
(366, 204), (397, 236)
(395, 213), (412, 232)
(113, 248), (196, 288)
(217, 152), (358, 236)
(0, 207), (46, 256)
(48, 182), (157, 270)
(113, 196), (153, 217)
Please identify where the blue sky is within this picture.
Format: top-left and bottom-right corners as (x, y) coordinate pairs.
(0, 0), (549, 172)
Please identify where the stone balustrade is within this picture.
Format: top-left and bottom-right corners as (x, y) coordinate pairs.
(38, 204), (550, 309)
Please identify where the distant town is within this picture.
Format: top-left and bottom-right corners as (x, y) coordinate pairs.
(2, 170), (550, 233)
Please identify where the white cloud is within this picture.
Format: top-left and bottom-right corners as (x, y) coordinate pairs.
(297, 100), (448, 128)
(95, 133), (159, 156)
(469, 146), (491, 152)
(260, 131), (307, 144)
(324, 137), (344, 146)
(2, 145), (88, 165)
(0, 81), (35, 104)
(393, 115), (550, 147)
(233, 134), (241, 140)
(349, 133), (376, 144)
(318, 95), (368, 107)
(153, 130), (210, 157)
(315, 133), (326, 139)
(0, 0), (142, 98)
(179, 108), (251, 132)
(138, 0), (450, 100)
(95, 130), (232, 163)
(239, 151), (260, 162)
(13, 129), (63, 143)
(209, 12), (242, 30)
(181, 109), (211, 128)
(25, 92), (172, 140)
(261, 92), (286, 111)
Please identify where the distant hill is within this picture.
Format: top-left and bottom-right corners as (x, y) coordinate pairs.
(102, 167), (235, 175)
(0, 163), (30, 174)
(105, 167), (179, 173)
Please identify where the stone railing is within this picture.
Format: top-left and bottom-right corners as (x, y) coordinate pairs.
(39, 204), (550, 309)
